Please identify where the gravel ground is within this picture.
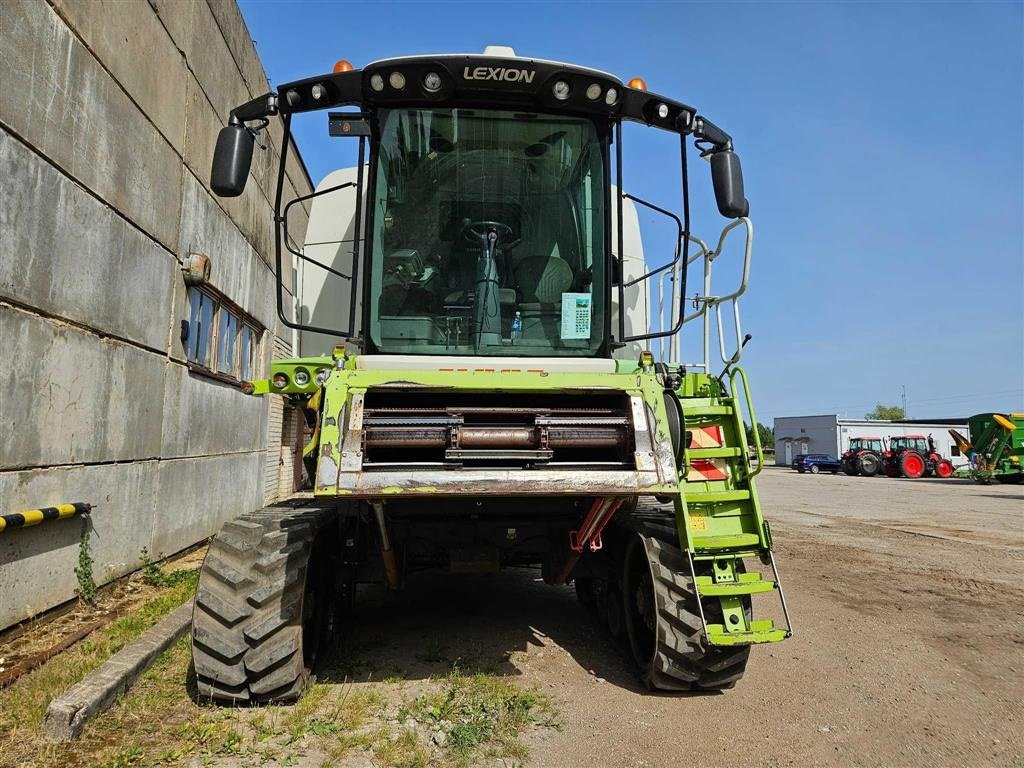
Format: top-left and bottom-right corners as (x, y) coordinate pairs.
(127, 469), (1015, 768)
(310, 469), (1023, 768)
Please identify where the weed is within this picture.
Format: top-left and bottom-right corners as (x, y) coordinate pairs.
(75, 515), (97, 605)
(138, 547), (198, 588)
(415, 635), (450, 664)
(373, 727), (429, 768)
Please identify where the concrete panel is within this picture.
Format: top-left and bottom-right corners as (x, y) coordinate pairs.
(0, 1), (183, 251)
(204, 0), (272, 98)
(0, 131), (176, 351)
(152, 0), (195, 59)
(151, 452), (264, 557)
(177, 170), (278, 331)
(0, 461), (160, 629)
(49, 0), (187, 152)
(0, 307), (166, 469)
(184, 0), (249, 125)
(159, 361), (268, 458)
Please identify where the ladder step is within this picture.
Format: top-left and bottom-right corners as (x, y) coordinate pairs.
(707, 620), (788, 646)
(691, 533), (762, 550)
(687, 490), (751, 503)
(695, 573), (776, 596)
(687, 447), (742, 459)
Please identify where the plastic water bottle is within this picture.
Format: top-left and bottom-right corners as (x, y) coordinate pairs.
(511, 311), (522, 343)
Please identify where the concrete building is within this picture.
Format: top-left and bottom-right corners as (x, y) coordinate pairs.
(0, 0), (312, 629)
(773, 415), (969, 467)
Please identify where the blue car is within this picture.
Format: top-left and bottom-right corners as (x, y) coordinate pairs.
(793, 454), (842, 474)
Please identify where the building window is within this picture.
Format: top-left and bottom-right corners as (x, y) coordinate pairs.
(950, 444), (960, 457)
(186, 286), (262, 382)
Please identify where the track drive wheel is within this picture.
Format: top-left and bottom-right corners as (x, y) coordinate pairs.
(860, 453), (880, 477)
(900, 451), (926, 479)
(620, 517), (750, 691)
(192, 505), (343, 704)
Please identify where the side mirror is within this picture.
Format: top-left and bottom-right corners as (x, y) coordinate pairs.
(210, 124), (254, 197)
(710, 150), (749, 219)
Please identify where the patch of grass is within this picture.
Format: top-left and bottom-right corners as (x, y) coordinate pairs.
(138, 548), (198, 589)
(372, 727), (429, 768)
(75, 516), (98, 605)
(403, 669), (560, 766)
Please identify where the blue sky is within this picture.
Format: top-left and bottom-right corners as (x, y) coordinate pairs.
(239, 0), (1023, 422)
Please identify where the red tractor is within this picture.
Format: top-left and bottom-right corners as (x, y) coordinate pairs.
(842, 436), (884, 477)
(881, 434), (955, 479)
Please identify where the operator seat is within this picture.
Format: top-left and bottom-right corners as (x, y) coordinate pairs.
(514, 250), (574, 310)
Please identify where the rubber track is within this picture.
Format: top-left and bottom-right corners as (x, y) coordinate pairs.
(192, 503), (334, 703)
(625, 502), (750, 691)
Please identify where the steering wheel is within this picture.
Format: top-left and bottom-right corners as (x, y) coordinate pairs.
(460, 220), (520, 249)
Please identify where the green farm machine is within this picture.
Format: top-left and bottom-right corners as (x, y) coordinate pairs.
(949, 413), (1024, 484)
(192, 47), (791, 703)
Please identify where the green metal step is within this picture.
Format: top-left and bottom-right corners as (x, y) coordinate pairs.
(691, 533), (762, 551)
(707, 619), (788, 646)
(686, 490), (751, 503)
(695, 572), (776, 597)
(687, 447), (743, 459)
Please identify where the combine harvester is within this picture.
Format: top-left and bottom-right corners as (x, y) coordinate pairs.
(949, 414), (1024, 484)
(192, 47), (791, 703)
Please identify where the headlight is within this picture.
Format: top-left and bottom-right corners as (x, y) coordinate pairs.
(552, 80), (571, 101)
(315, 368), (331, 387)
(369, 73), (385, 92)
(293, 369), (310, 387)
(423, 72), (442, 92)
(604, 88), (618, 106)
(272, 373), (288, 389)
(389, 71), (406, 90)
(585, 83), (602, 101)
(657, 103), (669, 119)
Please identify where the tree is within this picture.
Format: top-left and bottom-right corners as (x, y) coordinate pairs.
(745, 422), (774, 447)
(865, 403), (905, 420)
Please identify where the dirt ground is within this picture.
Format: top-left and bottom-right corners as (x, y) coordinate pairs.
(285, 469), (1024, 768)
(10, 470), (1022, 768)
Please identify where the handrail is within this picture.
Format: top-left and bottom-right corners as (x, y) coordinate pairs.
(730, 366), (764, 477)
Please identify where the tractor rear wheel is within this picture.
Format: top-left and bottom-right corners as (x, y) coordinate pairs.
(900, 451), (926, 479)
(192, 504), (344, 704)
(617, 508), (750, 691)
(860, 453), (880, 477)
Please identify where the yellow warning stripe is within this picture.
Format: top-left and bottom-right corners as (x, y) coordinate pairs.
(0, 503), (90, 534)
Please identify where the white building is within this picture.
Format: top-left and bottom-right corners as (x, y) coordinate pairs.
(773, 415), (969, 467)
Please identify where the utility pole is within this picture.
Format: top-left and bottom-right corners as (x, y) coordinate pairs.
(901, 384), (907, 419)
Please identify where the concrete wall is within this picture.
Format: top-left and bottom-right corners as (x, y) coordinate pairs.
(0, 0), (312, 629)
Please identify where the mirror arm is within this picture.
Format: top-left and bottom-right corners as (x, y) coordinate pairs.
(229, 93), (279, 125)
(692, 116), (733, 151)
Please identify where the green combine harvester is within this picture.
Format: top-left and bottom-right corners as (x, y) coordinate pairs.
(192, 47), (791, 703)
(949, 413), (1024, 484)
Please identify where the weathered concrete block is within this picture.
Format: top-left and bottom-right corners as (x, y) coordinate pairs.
(42, 601), (193, 740)
(159, 361), (268, 458)
(184, 0), (250, 126)
(205, 0), (273, 98)
(0, 1), (183, 251)
(0, 131), (177, 351)
(49, 0), (187, 153)
(151, 452), (264, 557)
(0, 461), (161, 629)
(152, 0), (194, 60)
(176, 170), (277, 333)
(0, 307), (166, 468)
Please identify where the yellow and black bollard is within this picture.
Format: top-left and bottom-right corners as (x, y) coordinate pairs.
(0, 502), (92, 533)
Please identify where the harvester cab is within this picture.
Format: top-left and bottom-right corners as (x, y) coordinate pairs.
(842, 436), (883, 476)
(192, 46), (790, 704)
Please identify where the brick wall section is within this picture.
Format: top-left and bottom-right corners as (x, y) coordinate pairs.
(0, 0), (312, 629)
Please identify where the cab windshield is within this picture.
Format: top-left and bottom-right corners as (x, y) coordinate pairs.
(368, 107), (607, 356)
